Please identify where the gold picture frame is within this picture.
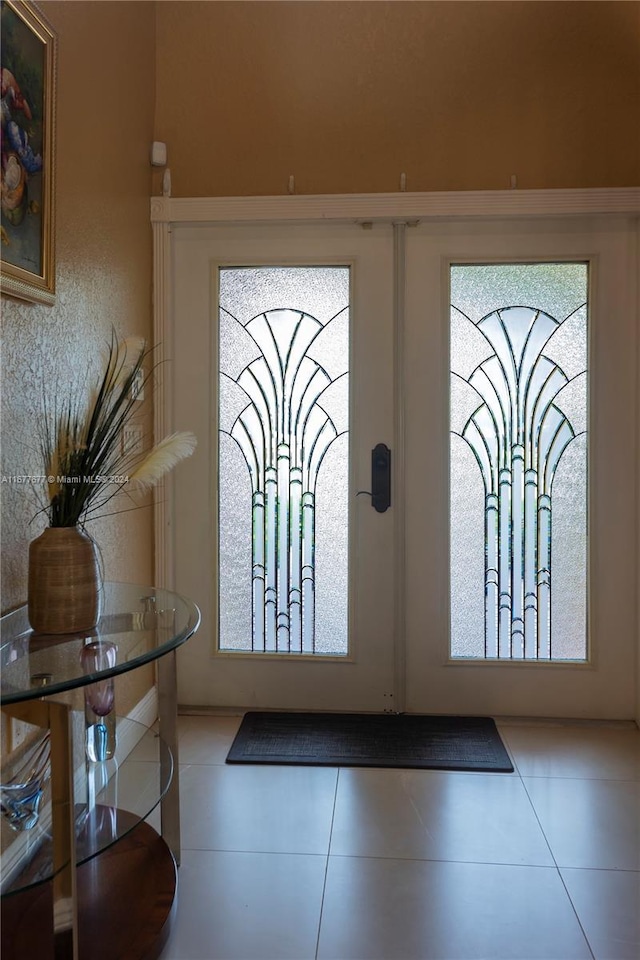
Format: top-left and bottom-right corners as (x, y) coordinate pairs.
(1, 0), (56, 305)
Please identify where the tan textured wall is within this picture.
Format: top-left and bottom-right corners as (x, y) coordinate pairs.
(154, 0), (640, 197)
(1, 1), (156, 619)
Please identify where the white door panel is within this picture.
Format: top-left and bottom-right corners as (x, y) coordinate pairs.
(172, 223), (395, 711)
(404, 218), (637, 718)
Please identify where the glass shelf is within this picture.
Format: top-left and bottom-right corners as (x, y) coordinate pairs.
(1, 716), (172, 897)
(0, 582), (201, 704)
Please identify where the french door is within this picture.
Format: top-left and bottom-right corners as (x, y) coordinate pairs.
(172, 223), (396, 712)
(403, 218), (636, 717)
(170, 216), (637, 718)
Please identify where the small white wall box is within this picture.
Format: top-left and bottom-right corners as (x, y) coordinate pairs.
(151, 141), (167, 167)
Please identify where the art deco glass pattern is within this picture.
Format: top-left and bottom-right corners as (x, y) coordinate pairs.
(218, 266), (350, 654)
(450, 264), (588, 660)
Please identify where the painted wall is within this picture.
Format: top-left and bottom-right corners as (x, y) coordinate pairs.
(154, 0), (639, 723)
(1, 0), (156, 610)
(1, 2), (156, 715)
(154, 0), (640, 197)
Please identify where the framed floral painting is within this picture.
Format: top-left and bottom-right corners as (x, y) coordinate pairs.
(1, 0), (56, 304)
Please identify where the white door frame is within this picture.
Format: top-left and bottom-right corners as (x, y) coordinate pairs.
(151, 187), (639, 716)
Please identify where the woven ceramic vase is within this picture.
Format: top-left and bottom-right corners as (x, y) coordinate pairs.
(28, 526), (101, 634)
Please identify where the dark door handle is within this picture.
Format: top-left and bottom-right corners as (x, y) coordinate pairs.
(371, 443), (391, 513)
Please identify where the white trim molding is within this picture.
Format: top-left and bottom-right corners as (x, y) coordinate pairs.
(151, 188), (640, 226)
(151, 206), (174, 590)
(393, 223), (407, 713)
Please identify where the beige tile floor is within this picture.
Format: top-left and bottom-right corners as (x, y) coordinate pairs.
(156, 715), (640, 960)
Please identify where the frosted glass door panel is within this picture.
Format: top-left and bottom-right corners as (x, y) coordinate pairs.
(450, 264), (588, 661)
(218, 267), (350, 655)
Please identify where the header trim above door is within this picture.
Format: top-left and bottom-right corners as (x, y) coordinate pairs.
(151, 188), (640, 226)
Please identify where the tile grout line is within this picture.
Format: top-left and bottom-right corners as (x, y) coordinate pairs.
(556, 866), (597, 960)
(503, 727), (597, 959)
(495, 725), (525, 779)
(312, 852), (568, 870)
(314, 767), (341, 960)
(518, 774), (596, 960)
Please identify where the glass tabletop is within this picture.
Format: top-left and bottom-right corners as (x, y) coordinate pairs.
(0, 582), (201, 704)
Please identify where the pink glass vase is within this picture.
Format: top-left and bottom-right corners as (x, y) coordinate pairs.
(81, 640), (117, 761)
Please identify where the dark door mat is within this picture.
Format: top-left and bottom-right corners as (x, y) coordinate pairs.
(226, 712), (514, 772)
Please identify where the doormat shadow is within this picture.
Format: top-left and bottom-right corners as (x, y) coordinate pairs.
(226, 712), (514, 772)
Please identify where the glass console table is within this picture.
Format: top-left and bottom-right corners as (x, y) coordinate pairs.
(0, 582), (200, 960)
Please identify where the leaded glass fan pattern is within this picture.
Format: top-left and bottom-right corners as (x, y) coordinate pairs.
(450, 264), (588, 660)
(218, 267), (349, 655)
